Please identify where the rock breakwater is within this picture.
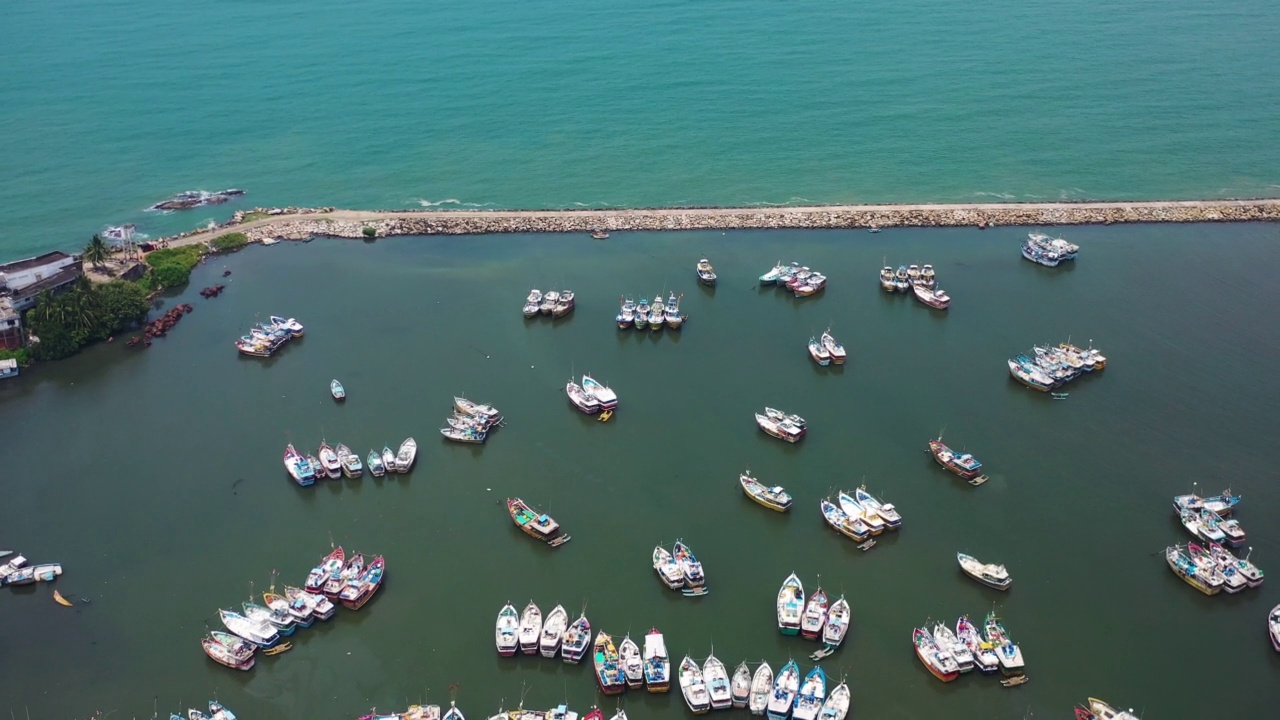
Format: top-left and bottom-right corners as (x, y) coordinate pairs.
(164, 199), (1280, 249)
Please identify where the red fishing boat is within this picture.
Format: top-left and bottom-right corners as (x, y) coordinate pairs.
(928, 437), (984, 480)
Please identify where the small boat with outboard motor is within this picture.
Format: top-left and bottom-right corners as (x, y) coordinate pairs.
(330, 379), (345, 401)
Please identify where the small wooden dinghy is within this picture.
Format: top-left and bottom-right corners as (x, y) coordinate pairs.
(330, 379), (346, 401)
(263, 642), (293, 656)
(809, 646), (835, 661)
(1052, 392), (1069, 400)
(53, 590), (73, 607)
(857, 539), (876, 551)
(598, 410), (613, 422)
(968, 475), (990, 486)
(681, 587), (710, 597)
(1001, 675), (1029, 687)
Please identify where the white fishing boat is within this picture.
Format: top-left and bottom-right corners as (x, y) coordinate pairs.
(443, 702), (464, 720)
(679, 655), (711, 714)
(912, 284), (951, 310)
(800, 587), (829, 640)
(983, 611), (1026, 676)
(822, 596), (851, 647)
(652, 545), (685, 589)
(382, 446), (397, 473)
(838, 491), (885, 535)
(523, 289), (543, 318)
(219, 609), (278, 647)
(957, 615), (999, 674)
(731, 662), (752, 709)
(540, 605), (569, 658)
(643, 628), (671, 692)
(807, 336), (831, 366)
(766, 660), (800, 720)
(791, 667), (827, 720)
(561, 612), (591, 664)
(395, 437), (418, 472)
(454, 396), (502, 421)
(932, 622), (975, 673)
(957, 553), (1012, 590)
(756, 413), (804, 443)
(664, 292), (685, 329)
(495, 603), (520, 657)
(518, 601), (542, 655)
(879, 266), (897, 292)
(540, 291), (559, 315)
(820, 329), (847, 365)
(581, 375), (618, 409)
(674, 540), (706, 588)
(854, 486), (902, 529)
(619, 634), (644, 689)
(703, 654), (733, 710)
(817, 681), (850, 720)
(748, 662), (773, 716)
(760, 261), (786, 285)
(776, 572), (804, 635)
(367, 450), (386, 477)
(566, 379), (601, 415)
(553, 290), (575, 318)
(335, 443), (363, 478)
(740, 471), (793, 512)
(1270, 604), (1280, 653)
(440, 426), (487, 443)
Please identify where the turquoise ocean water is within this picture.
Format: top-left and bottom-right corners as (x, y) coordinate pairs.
(3, 0), (1280, 257)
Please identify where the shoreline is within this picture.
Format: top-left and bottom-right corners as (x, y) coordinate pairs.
(162, 198), (1280, 248)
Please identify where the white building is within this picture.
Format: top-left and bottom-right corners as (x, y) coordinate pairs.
(0, 250), (83, 311)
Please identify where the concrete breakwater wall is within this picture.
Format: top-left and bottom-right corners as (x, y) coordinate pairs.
(167, 200), (1280, 247)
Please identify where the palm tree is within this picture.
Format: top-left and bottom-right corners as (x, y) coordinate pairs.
(29, 289), (61, 327)
(83, 234), (109, 270)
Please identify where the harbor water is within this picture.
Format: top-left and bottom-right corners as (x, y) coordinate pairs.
(2, 224), (1279, 718)
(4, 0), (1280, 257)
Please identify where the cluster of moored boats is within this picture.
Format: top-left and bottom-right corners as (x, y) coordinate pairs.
(0, 550), (62, 588)
(164, 701), (236, 720)
(283, 438), (417, 486)
(878, 263), (950, 309)
(817, 488), (902, 544)
(806, 329), (846, 367)
(1022, 232), (1080, 268)
(200, 546), (385, 670)
(523, 290), (576, 319)
(757, 261), (827, 297)
(679, 656), (851, 720)
(615, 293), (686, 330)
(1007, 341), (1107, 393)
(566, 374), (619, 416)
(358, 703), (460, 720)
(913, 611), (1026, 682)
(652, 540), (708, 595)
(492, 601), (594, 665)
(774, 574), (852, 650)
(441, 396), (503, 443)
(1165, 489), (1264, 596)
(507, 497), (572, 547)
(235, 315), (304, 357)
(755, 407), (807, 443)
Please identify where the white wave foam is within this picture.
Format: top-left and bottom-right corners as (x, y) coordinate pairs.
(418, 198), (464, 207)
(971, 191), (1017, 200)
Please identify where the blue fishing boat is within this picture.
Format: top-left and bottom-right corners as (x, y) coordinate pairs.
(791, 666), (828, 720)
(766, 660), (801, 720)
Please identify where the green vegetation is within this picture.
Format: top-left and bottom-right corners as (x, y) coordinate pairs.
(211, 232), (249, 252)
(144, 244), (205, 290)
(239, 211), (269, 223)
(26, 278), (150, 360)
(362, 226), (377, 238)
(82, 234), (109, 269)
(0, 347), (32, 367)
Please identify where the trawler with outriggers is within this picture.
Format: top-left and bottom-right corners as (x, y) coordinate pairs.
(739, 471), (792, 512)
(928, 435), (989, 485)
(507, 498), (571, 547)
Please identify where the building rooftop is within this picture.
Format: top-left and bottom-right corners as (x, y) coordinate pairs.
(0, 251), (74, 275)
(0, 297), (17, 321)
(12, 267), (82, 303)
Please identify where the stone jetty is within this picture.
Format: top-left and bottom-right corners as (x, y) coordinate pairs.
(161, 199), (1280, 249)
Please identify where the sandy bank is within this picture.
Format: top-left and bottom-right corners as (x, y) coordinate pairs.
(162, 199), (1280, 248)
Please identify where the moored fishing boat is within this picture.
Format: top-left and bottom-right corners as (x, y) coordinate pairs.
(616, 297), (635, 329)
(932, 622), (974, 673)
(648, 290), (665, 329)
(820, 329), (846, 364)
(674, 540), (705, 588)
(240, 600), (292, 634)
(634, 297), (650, 329)
(983, 611), (1026, 676)
(911, 284), (951, 309)
(665, 292), (685, 329)
(540, 604), (569, 657)
(219, 608), (279, 647)
(800, 588), (829, 640)
(756, 413), (805, 443)
(906, 264), (921, 283)
(265, 589), (313, 627)
(317, 442), (341, 479)
(764, 407), (807, 429)
(893, 266), (910, 292)
(819, 498), (869, 542)
(957, 553), (1012, 590)
(643, 628), (671, 692)
(791, 666), (827, 720)
(703, 653), (733, 710)
(766, 660), (800, 720)
(508, 498), (571, 547)
(822, 596), (851, 647)
(307, 546), (343, 595)
(553, 290), (576, 318)
(495, 602), (520, 656)
(679, 655), (711, 714)
(748, 662), (773, 716)
(956, 615), (999, 674)
(540, 291), (559, 315)
(443, 702), (464, 720)
(566, 379), (601, 415)
(518, 601), (543, 655)
(879, 266), (896, 292)
(335, 443), (363, 478)
(286, 584), (335, 619)
(619, 634), (643, 689)
(561, 611), (591, 664)
(653, 545), (685, 590)
(581, 375), (618, 410)
(928, 437), (985, 479)
(854, 486), (901, 529)
(740, 471), (793, 512)
(440, 426), (487, 443)
(913, 627), (960, 682)
(394, 437), (417, 472)
(201, 635), (255, 670)
(367, 450), (386, 477)
(592, 631), (627, 695)
(330, 379), (346, 400)
(1188, 543), (1245, 593)
(454, 396), (503, 421)
(283, 444), (316, 486)
(1215, 512), (1247, 547)
(761, 261), (787, 285)
(794, 274), (826, 297)
(817, 681), (849, 720)
(524, 290), (543, 318)
(1270, 604), (1280, 652)
(1167, 544), (1223, 595)
(1180, 509), (1222, 544)
(382, 445), (397, 473)
(776, 572), (804, 635)
(807, 336), (831, 366)
(1081, 698), (1140, 720)
(341, 554), (384, 610)
(696, 258), (717, 286)
(330, 553), (365, 599)
(920, 264), (936, 287)
(837, 491), (884, 535)
(1209, 542), (1264, 588)
(1007, 358), (1055, 392)
(731, 662), (752, 708)
(208, 702), (236, 720)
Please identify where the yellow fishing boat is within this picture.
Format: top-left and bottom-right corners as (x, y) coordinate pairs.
(53, 590), (73, 607)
